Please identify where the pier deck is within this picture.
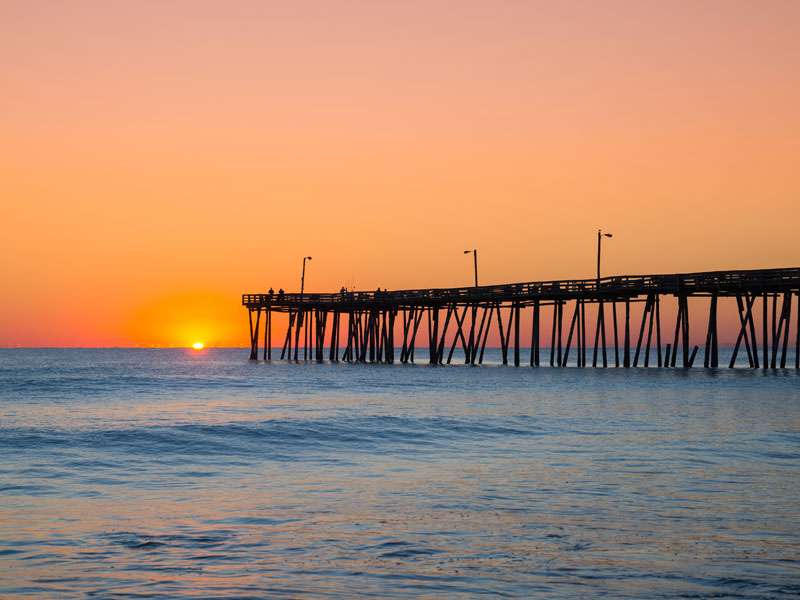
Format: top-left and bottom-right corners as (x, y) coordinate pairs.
(243, 267), (800, 369)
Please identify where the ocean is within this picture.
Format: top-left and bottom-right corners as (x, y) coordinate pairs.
(0, 348), (798, 598)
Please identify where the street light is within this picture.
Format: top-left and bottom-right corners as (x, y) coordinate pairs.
(596, 230), (612, 281)
(463, 249), (478, 287)
(300, 256), (312, 295)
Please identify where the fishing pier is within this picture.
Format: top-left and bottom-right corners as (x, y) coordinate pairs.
(243, 267), (800, 369)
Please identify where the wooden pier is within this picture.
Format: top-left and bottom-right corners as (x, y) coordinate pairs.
(242, 267), (800, 368)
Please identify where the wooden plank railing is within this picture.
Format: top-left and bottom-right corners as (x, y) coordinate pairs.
(243, 267), (800, 309)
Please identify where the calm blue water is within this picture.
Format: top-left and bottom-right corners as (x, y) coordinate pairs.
(1, 349), (799, 598)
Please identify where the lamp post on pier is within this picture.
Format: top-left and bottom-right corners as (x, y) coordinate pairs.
(597, 231), (612, 281)
(463, 249), (478, 287)
(294, 256), (313, 360)
(300, 256), (312, 296)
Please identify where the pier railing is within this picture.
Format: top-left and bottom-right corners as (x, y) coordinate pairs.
(243, 267), (800, 309)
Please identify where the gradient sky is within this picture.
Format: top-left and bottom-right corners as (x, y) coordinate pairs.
(2, 1), (799, 347)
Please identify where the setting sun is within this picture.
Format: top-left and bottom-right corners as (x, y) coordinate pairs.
(192, 342), (204, 350)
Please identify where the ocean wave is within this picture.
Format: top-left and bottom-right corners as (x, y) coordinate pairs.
(0, 415), (541, 459)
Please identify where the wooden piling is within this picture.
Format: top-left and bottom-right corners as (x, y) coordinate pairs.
(624, 299), (631, 368)
(601, 301), (608, 368)
(580, 299), (587, 368)
(633, 294), (652, 367)
(654, 295), (662, 367)
(644, 295), (655, 367)
(670, 298), (681, 368)
(472, 304), (490, 365)
(513, 302), (521, 367)
(562, 301), (579, 367)
(730, 294), (756, 368)
(763, 292), (769, 369)
(496, 305), (508, 365)
(557, 300), (564, 367)
(688, 345), (699, 367)
(796, 292), (800, 370)
(703, 296), (717, 369)
(447, 306), (469, 364)
(796, 291), (799, 369)
(592, 301), (601, 368)
(478, 304), (495, 364)
(779, 292), (792, 368)
(436, 305), (454, 364)
(612, 301), (619, 367)
(281, 311), (293, 360)
(681, 296), (690, 368)
(531, 300), (540, 367)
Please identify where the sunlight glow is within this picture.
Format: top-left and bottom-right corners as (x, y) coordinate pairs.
(192, 342), (204, 350)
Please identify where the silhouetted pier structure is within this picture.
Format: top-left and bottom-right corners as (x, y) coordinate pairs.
(243, 267), (800, 369)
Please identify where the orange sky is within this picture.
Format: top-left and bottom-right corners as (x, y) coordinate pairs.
(2, 1), (799, 347)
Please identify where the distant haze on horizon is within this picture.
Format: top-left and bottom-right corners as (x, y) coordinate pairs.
(2, 1), (798, 347)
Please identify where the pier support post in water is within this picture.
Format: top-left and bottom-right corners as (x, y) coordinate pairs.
(623, 299), (631, 368)
(612, 301), (620, 367)
(679, 295), (690, 368)
(762, 292), (769, 369)
(704, 294), (719, 368)
(796, 292), (800, 369)
(592, 300), (608, 368)
(514, 302), (521, 366)
(773, 292), (792, 368)
(248, 308), (261, 360)
(562, 300), (578, 367)
(730, 294), (757, 368)
(263, 307), (271, 360)
(549, 301), (557, 367)
(580, 299), (587, 367)
(530, 300), (540, 367)
(471, 304), (489, 365)
(633, 294), (652, 367)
